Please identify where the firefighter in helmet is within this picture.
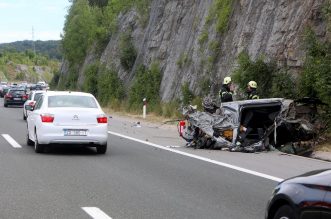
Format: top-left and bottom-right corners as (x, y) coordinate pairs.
(246, 81), (259, 100)
(219, 76), (234, 103)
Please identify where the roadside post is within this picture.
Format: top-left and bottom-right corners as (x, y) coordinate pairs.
(143, 98), (147, 119)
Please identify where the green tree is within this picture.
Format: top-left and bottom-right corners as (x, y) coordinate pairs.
(232, 52), (277, 98)
(299, 29), (331, 106)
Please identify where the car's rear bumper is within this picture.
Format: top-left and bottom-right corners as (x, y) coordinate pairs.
(37, 124), (108, 145)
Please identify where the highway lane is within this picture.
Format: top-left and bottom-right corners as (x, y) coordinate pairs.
(0, 100), (280, 218)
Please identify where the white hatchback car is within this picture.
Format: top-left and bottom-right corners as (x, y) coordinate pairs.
(26, 91), (108, 154)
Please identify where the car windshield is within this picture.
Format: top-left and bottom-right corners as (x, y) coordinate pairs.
(10, 90), (25, 95)
(48, 95), (98, 108)
(34, 93), (43, 101)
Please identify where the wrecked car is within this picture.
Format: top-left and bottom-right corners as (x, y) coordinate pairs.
(178, 98), (327, 155)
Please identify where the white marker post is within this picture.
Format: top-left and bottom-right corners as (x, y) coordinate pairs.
(143, 98), (147, 119)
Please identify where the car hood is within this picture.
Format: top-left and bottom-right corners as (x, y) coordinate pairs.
(282, 169), (331, 188)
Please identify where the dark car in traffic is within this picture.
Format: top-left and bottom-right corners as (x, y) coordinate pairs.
(266, 169), (331, 219)
(4, 88), (28, 107)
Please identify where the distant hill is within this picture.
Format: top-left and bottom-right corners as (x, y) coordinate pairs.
(0, 40), (62, 60)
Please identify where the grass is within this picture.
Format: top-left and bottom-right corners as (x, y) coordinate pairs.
(315, 133), (331, 152)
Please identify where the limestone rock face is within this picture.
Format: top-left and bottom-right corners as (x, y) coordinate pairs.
(62, 0), (328, 101)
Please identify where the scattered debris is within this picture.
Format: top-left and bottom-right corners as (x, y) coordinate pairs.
(132, 121), (142, 128)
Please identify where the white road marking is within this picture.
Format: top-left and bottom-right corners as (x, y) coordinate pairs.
(108, 131), (284, 182)
(2, 134), (22, 148)
(82, 207), (112, 219)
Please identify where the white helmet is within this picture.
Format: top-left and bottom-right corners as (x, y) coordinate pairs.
(248, 81), (257, 89)
(223, 76), (232, 85)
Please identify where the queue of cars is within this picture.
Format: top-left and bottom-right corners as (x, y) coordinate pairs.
(1, 82), (108, 154)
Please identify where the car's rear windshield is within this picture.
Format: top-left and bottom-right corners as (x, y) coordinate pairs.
(10, 90), (25, 95)
(34, 93), (43, 101)
(48, 95), (98, 108)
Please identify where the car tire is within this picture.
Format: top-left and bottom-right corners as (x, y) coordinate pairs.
(34, 131), (44, 153)
(273, 205), (295, 219)
(4, 103), (8, 107)
(96, 143), (107, 154)
(23, 113), (27, 120)
(26, 132), (34, 146)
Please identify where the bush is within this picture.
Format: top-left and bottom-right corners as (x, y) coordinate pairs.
(271, 70), (297, 99)
(97, 65), (125, 106)
(232, 52), (277, 98)
(299, 29), (331, 106)
(129, 62), (162, 109)
(83, 63), (99, 96)
(176, 53), (190, 69)
(181, 82), (195, 105)
(206, 0), (233, 33)
(119, 32), (137, 70)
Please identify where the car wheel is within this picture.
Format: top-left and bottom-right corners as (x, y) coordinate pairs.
(23, 113), (27, 120)
(96, 143), (107, 154)
(34, 131), (44, 153)
(273, 205), (295, 219)
(26, 129), (34, 146)
(4, 103), (8, 107)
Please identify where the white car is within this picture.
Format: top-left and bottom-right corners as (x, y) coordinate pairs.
(26, 91), (108, 154)
(23, 90), (45, 120)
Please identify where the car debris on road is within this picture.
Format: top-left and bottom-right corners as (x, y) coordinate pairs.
(178, 97), (328, 156)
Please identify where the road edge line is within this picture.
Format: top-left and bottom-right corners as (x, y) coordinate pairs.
(108, 131), (283, 182)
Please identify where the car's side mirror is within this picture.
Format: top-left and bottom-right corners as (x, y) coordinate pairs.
(25, 105), (34, 111)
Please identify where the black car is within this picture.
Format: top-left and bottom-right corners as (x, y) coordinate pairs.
(0, 86), (8, 97)
(3, 88), (28, 107)
(266, 169), (331, 219)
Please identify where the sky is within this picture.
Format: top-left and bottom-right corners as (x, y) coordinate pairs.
(0, 0), (72, 43)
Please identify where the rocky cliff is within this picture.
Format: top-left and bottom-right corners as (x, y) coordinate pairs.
(61, 0), (329, 101)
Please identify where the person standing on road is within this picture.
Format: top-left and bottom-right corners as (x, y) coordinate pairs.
(219, 76), (234, 103)
(246, 81), (259, 100)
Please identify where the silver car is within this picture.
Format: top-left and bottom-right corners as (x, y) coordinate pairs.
(23, 90), (45, 120)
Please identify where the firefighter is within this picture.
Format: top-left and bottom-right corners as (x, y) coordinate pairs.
(246, 81), (259, 100)
(219, 76), (234, 103)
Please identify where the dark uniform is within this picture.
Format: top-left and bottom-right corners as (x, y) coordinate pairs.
(219, 85), (233, 102)
(247, 89), (259, 100)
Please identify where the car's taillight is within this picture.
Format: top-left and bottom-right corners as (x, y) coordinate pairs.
(40, 114), (54, 123)
(5, 94), (12, 99)
(22, 95), (28, 100)
(97, 115), (108, 123)
(29, 101), (35, 106)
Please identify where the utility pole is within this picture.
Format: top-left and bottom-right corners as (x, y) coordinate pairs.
(32, 26), (36, 56)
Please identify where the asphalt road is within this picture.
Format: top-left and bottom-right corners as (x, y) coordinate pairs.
(0, 99), (328, 219)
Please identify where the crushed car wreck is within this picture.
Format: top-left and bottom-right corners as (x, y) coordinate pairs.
(179, 97), (327, 156)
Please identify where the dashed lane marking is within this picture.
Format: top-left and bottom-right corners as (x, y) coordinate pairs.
(2, 134), (22, 148)
(82, 207), (112, 219)
(108, 131), (284, 182)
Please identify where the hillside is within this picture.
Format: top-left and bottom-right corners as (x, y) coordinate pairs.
(0, 40), (62, 60)
(57, 0), (331, 110)
(0, 51), (60, 83)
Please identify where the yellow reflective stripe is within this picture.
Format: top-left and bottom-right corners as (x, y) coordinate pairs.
(252, 95), (259, 99)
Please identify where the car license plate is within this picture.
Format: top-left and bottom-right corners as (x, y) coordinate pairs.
(14, 98), (21, 100)
(64, 129), (87, 136)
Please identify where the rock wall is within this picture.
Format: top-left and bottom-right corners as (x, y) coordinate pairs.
(66, 0), (329, 101)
